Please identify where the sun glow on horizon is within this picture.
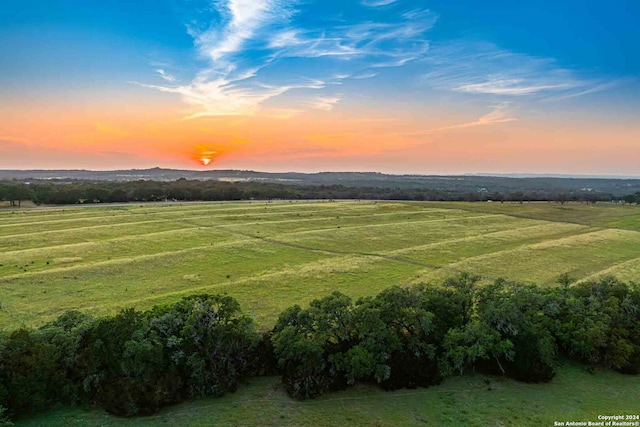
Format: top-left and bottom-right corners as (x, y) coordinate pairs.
(191, 147), (219, 167)
(1, 0), (638, 174)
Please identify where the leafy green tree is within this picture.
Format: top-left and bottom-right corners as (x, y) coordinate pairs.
(352, 286), (441, 389)
(441, 279), (558, 382)
(441, 321), (515, 376)
(168, 294), (259, 397)
(84, 187), (112, 203)
(0, 328), (61, 415)
(0, 406), (13, 427)
(1, 184), (33, 207)
(553, 276), (640, 373)
(272, 293), (356, 399)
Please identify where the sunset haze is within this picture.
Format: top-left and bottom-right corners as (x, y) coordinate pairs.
(1, 0), (639, 174)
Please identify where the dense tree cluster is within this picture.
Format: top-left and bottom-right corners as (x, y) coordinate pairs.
(0, 295), (261, 419)
(1, 180), (631, 206)
(0, 275), (639, 422)
(623, 192), (640, 205)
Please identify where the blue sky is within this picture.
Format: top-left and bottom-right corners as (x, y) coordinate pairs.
(1, 0), (639, 173)
(3, 0), (638, 110)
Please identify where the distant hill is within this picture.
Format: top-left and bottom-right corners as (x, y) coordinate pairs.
(1, 168), (640, 196)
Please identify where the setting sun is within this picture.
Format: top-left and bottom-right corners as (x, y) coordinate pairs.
(0, 1), (639, 425)
(189, 146), (219, 167)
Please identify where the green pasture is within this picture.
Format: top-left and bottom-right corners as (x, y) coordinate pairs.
(1, 201), (639, 329)
(2, 200), (640, 426)
(17, 363), (640, 427)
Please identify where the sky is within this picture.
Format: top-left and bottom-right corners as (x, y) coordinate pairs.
(1, 0), (639, 174)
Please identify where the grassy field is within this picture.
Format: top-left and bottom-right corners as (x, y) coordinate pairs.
(1, 200), (640, 329)
(2, 200), (640, 426)
(16, 362), (640, 427)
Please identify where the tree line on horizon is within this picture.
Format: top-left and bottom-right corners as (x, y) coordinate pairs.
(1, 180), (638, 207)
(0, 274), (639, 423)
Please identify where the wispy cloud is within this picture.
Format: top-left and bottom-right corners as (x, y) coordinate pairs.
(155, 69), (176, 82)
(361, 0), (399, 7)
(144, 2), (610, 122)
(540, 80), (623, 102)
(195, 0), (283, 62)
(455, 79), (573, 96)
(306, 95), (341, 111)
(423, 106), (516, 133)
(145, 1), (437, 118)
(423, 41), (599, 99)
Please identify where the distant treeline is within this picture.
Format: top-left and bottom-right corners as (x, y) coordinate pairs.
(2, 180), (639, 206)
(2, 169), (640, 196)
(1, 274), (639, 423)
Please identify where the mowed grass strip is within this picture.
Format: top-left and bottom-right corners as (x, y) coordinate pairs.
(0, 201), (638, 329)
(0, 227), (243, 277)
(266, 214), (530, 254)
(188, 207), (479, 237)
(0, 200), (375, 227)
(0, 218), (601, 328)
(412, 228), (640, 286)
(0, 203), (377, 250)
(215, 208), (495, 238)
(0, 205), (475, 268)
(579, 255), (640, 283)
(432, 201), (640, 231)
(0, 200), (324, 226)
(0, 221), (203, 252)
(0, 202), (476, 272)
(85, 255), (425, 327)
(390, 222), (591, 266)
(0, 201), (396, 243)
(0, 240), (335, 328)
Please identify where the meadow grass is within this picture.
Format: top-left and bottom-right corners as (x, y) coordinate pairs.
(2, 200), (640, 426)
(433, 201), (640, 231)
(16, 362), (640, 427)
(1, 201), (640, 328)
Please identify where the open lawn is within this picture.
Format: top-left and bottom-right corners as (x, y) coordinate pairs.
(2, 200), (640, 426)
(16, 362), (640, 427)
(1, 201), (640, 329)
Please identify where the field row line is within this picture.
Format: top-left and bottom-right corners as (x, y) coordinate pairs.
(577, 255), (640, 282)
(386, 223), (588, 257)
(0, 237), (255, 281)
(78, 253), (413, 314)
(0, 213), (503, 278)
(214, 226), (473, 271)
(0, 227), (203, 256)
(0, 199), (409, 225)
(0, 203), (453, 240)
(209, 223), (607, 285)
(0, 214), (530, 282)
(0, 201), (379, 228)
(4, 224), (626, 325)
(427, 228), (640, 285)
(0, 215), (594, 282)
(77, 225), (602, 312)
(453, 206), (640, 231)
(186, 213), (506, 237)
(0, 210), (484, 252)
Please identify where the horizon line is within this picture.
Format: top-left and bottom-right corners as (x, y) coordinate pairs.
(1, 168), (639, 180)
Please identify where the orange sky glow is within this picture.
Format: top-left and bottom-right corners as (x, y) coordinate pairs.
(1, 97), (639, 175)
(2, 0), (639, 175)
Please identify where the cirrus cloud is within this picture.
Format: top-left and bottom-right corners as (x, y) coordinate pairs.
(143, 0), (437, 118)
